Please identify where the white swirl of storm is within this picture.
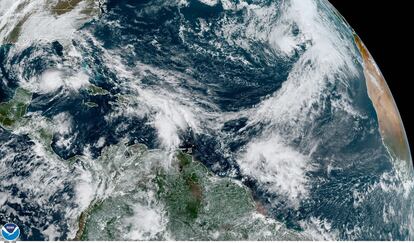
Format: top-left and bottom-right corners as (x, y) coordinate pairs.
(1, 0), (413, 240)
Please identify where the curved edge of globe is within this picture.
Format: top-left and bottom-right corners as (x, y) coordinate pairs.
(325, 0), (413, 178)
(353, 35), (413, 176)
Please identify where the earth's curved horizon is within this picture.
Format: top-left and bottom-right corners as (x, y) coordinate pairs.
(1, 0), (413, 240)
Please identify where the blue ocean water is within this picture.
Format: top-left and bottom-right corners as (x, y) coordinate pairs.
(1, 0), (413, 240)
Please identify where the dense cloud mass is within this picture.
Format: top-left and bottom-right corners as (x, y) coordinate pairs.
(0, 0), (413, 240)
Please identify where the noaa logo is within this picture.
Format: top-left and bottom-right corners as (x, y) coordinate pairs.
(1, 223), (20, 241)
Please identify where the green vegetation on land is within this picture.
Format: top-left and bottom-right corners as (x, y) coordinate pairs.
(87, 84), (110, 96)
(77, 145), (306, 240)
(156, 151), (304, 240)
(0, 88), (32, 129)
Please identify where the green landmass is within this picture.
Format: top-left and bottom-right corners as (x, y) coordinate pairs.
(156, 151), (305, 240)
(87, 84), (110, 96)
(76, 142), (161, 240)
(0, 87), (306, 240)
(0, 87), (32, 129)
(78, 144), (306, 240)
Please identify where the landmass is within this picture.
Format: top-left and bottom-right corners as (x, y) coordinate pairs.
(354, 35), (412, 175)
(87, 84), (110, 96)
(0, 0), (103, 45)
(0, 87), (32, 129)
(75, 145), (307, 240)
(51, 0), (99, 16)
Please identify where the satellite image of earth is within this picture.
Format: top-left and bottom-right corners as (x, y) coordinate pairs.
(0, 0), (413, 240)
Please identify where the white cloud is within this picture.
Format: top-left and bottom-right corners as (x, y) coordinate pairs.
(239, 134), (312, 206)
(37, 70), (90, 94)
(67, 71), (90, 90)
(0, 192), (8, 207)
(123, 204), (167, 240)
(0, 0), (100, 46)
(39, 70), (64, 93)
(53, 112), (72, 135)
(43, 224), (61, 241)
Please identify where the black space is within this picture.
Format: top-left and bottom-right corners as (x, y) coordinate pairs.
(329, 1), (413, 153)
